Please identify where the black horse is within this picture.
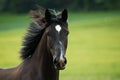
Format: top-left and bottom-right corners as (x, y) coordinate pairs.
(0, 6), (69, 80)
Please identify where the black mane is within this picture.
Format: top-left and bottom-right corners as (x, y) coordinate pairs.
(20, 9), (60, 60)
(20, 22), (45, 60)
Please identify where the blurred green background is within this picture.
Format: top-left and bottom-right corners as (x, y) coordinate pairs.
(0, 0), (120, 80)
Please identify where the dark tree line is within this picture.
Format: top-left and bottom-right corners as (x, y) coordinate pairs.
(0, 0), (120, 13)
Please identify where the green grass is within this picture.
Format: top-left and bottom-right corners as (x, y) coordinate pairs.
(0, 12), (120, 80)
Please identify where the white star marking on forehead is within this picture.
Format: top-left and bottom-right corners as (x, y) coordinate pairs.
(55, 25), (61, 33)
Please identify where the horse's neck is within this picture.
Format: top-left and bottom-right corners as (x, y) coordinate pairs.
(31, 33), (59, 80)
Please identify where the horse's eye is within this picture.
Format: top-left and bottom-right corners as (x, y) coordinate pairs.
(65, 31), (69, 35)
(47, 33), (50, 36)
(46, 31), (51, 36)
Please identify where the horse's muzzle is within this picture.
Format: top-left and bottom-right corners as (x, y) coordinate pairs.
(53, 57), (67, 70)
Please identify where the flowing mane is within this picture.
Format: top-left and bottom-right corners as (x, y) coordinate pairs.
(20, 22), (45, 60)
(20, 9), (60, 60)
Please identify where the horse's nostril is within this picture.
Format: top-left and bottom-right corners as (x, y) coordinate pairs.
(64, 58), (67, 64)
(53, 58), (58, 65)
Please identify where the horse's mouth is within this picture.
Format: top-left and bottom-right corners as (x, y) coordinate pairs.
(57, 66), (65, 70)
(54, 63), (66, 70)
(53, 56), (67, 70)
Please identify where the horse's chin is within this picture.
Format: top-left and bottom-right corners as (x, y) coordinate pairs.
(54, 65), (66, 70)
(57, 66), (65, 70)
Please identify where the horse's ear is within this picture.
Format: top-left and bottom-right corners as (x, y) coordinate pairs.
(61, 9), (68, 22)
(45, 9), (51, 22)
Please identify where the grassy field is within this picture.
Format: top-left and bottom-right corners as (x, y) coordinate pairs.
(0, 11), (120, 80)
